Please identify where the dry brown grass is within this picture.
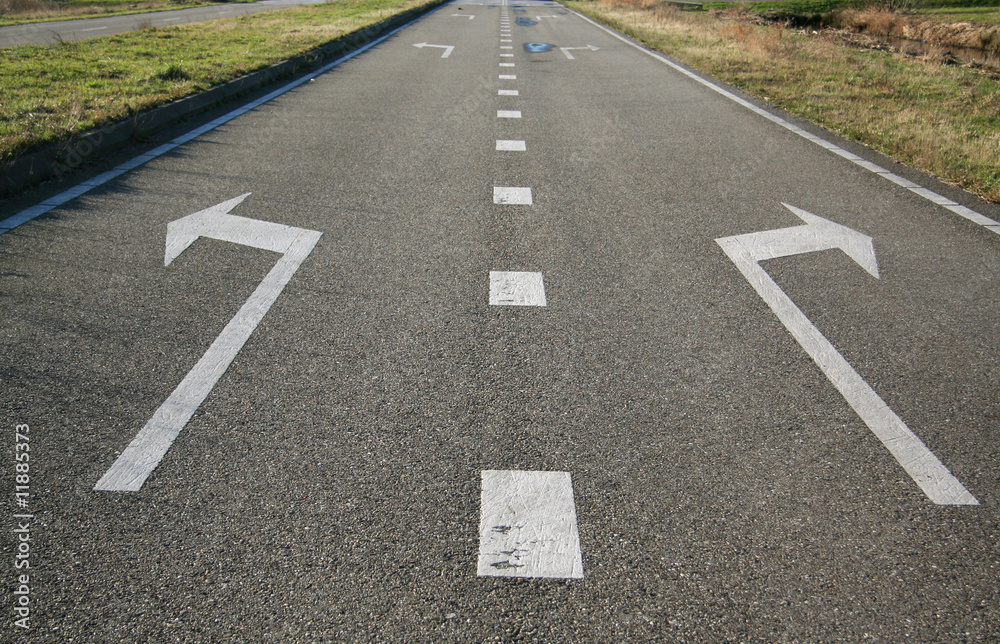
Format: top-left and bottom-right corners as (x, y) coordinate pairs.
(831, 8), (1000, 53)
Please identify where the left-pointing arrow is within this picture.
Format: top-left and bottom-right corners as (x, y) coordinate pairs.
(95, 194), (322, 492)
(413, 42), (455, 58)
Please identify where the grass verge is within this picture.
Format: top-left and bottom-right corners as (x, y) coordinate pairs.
(0, 0), (439, 165)
(567, 0), (1000, 203)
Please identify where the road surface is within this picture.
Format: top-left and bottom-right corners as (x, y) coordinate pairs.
(1, 0), (998, 640)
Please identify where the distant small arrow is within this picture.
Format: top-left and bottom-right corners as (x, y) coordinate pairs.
(451, 13), (475, 18)
(413, 42), (455, 58)
(716, 204), (977, 505)
(559, 45), (600, 60)
(96, 194), (322, 492)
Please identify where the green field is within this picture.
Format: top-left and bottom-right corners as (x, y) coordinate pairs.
(0, 0), (248, 26)
(699, 0), (1000, 24)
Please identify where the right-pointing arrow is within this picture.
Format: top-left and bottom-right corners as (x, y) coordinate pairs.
(559, 45), (600, 60)
(732, 203), (879, 277)
(717, 204), (977, 506)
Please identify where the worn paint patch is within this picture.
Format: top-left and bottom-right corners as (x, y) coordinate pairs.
(478, 470), (584, 579)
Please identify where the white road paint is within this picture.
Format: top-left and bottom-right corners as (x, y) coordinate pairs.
(451, 13), (475, 18)
(478, 470), (583, 578)
(498, 89), (519, 96)
(412, 42), (454, 58)
(496, 139), (526, 151)
(94, 194), (322, 492)
(501, 45), (513, 49)
(560, 44), (600, 60)
(570, 8), (1000, 236)
(493, 187), (533, 205)
(497, 110), (522, 118)
(499, 74), (517, 80)
(500, 62), (515, 67)
(0, 11), (429, 235)
(81, 26), (107, 32)
(716, 203), (978, 506)
(489, 271), (546, 306)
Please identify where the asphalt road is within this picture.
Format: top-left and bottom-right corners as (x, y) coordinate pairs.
(2, 0), (999, 640)
(0, 0), (331, 47)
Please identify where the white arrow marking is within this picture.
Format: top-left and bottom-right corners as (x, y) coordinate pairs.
(451, 13), (475, 18)
(559, 44), (600, 60)
(716, 204), (977, 505)
(412, 42), (454, 58)
(478, 470), (583, 578)
(95, 194), (322, 492)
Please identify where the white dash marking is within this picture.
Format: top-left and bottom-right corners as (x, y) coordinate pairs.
(501, 45), (513, 49)
(496, 139), (526, 151)
(501, 53), (514, 57)
(493, 187), (532, 205)
(499, 74), (517, 80)
(500, 62), (515, 67)
(478, 470), (583, 578)
(81, 26), (107, 31)
(498, 89), (519, 96)
(497, 110), (522, 118)
(489, 271), (546, 305)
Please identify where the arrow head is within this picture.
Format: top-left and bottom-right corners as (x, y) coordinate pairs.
(781, 203), (879, 278)
(165, 193), (250, 266)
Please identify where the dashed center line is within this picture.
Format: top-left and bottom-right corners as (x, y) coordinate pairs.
(497, 110), (522, 118)
(499, 74), (517, 80)
(478, 470), (582, 578)
(498, 89), (519, 96)
(496, 139), (527, 151)
(493, 187), (533, 205)
(500, 62), (515, 67)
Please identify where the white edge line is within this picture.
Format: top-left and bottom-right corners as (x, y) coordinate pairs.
(567, 7), (1000, 237)
(0, 9), (438, 235)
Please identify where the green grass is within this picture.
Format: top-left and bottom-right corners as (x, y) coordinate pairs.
(0, 0), (245, 27)
(700, 0), (1000, 23)
(919, 5), (1000, 22)
(0, 0), (441, 162)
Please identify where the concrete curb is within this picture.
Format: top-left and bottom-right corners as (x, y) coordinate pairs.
(1, 0), (447, 198)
